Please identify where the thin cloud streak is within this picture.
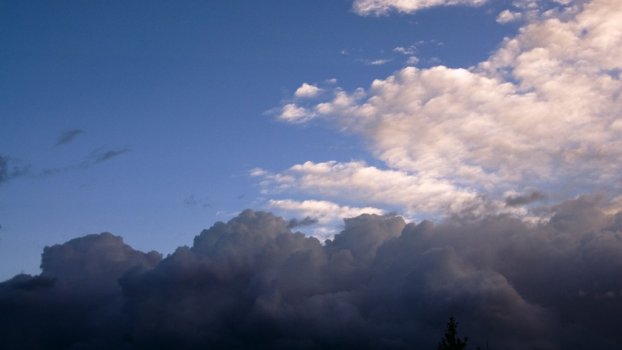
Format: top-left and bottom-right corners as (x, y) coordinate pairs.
(55, 129), (84, 146)
(94, 148), (131, 163)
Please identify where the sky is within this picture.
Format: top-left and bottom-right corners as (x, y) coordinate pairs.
(2, 0), (622, 348)
(1, 0), (621, 277)
(0, 0), (522, 279)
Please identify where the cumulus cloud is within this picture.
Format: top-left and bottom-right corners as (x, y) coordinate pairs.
(294, 83), (322, 99)
(277, 103), (315, 123)
(2, 203), (622, 349)
(353, 0), (487, 15)
(55, 129), (84, 146)
(497, 9), (523, 23)
(0, 233), (160, 349)
(272, 0), (622, 221)
(260, 161), (483, 217)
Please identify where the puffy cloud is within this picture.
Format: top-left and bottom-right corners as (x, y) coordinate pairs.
(353, 0), (487, 15)
(497, 9), (522, 23)
(277, 103), (315, 123)
(270, 197), (382, 222)
(0, 233), (161, 349)
(273, 0), (622, 220)
(260, 161), (483, 217)
(40, 232), (162, 291)
(2, 203), (622, 348)
(294, 83), (322, 99)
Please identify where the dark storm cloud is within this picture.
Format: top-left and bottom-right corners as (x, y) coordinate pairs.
(505, 190), (547, 206)
(2, 199), (622, 349)
(55, 129), (84, 146)
(0, 233), (161, 349)
(94, 147), (131, 163)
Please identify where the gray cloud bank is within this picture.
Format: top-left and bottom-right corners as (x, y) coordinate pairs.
(2, 197), (622, 349)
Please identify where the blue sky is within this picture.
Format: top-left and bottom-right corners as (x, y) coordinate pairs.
(3, 0), (620, 280)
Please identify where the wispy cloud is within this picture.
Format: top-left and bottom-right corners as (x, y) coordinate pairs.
(184, 194), (212, 208)
(55, 129), (84, 146)
(353, 0), (487, 16)
(0, 155), (30, 185)
(93, 148), (131, 163)
(360, 58), (392, 66)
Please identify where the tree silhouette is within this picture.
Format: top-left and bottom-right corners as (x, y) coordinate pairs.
(437, 317), (468, 350)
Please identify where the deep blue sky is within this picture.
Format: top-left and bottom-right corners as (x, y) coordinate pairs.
(0, 0), (517, 279)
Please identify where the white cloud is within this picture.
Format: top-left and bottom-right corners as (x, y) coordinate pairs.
(277, 103), (315, 123)
(294, 83), (322, 99)
(269, 0), (622, 220)
(393, 46), (416, 55)
(394, 45), (420, 65)
(362, 58), (392, 66)
(406, 55), (419, 65)
(353, 0), (487, 15)
(250, 167), (268, 177)
(261, 160), (484, 216)
(497, 9), (522, 23)
(268, 199), (384, 224)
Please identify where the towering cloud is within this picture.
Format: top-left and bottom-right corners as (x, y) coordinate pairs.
(0, 233), (161, 349)
(2, 204), (622, 349)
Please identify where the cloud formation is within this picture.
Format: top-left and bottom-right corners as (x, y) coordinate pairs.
(295, 83), (322, 99)
(271, 0), (622, 223)
(0, 155), (29, 185)
(353, 0), (487, 15)
(260, 161), (482, 217)
(505, 190), (547, 206)
(2, 202), (622, 349)
(55, 129), (84, 146)
(93, 148), (131, 163)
